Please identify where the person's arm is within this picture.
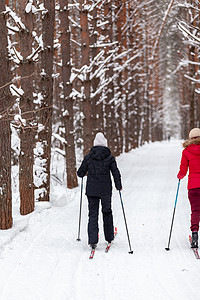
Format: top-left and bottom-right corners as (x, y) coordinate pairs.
(110, 156), (122, 190)
(77, 156), (89, 178)
(177, 151), (189, 179)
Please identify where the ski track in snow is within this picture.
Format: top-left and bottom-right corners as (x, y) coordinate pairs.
(0, 140), (200, 299)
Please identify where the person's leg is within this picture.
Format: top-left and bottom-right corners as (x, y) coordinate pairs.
(188, 188), (200, 233)
(101, 195), (114, 243)
(88, 196), (100, 245)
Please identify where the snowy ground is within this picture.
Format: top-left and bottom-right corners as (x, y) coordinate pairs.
(0, 140), (199, 300)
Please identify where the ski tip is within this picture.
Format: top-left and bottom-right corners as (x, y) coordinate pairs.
(165, 247), (170, 251)
(89, 249), (96, 259)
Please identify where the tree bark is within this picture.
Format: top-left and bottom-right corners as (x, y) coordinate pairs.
(115, 0), (124, 155)
(104, 1), (116, 153)
(80, 1), (92, 155)
(37, 0), (55, 200)
(60, 0), (78, 188)
(18, 0), (35, 215)
(91, 4), (103, 134)
(0, 0), (13, 229)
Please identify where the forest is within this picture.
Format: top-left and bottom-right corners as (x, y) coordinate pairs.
(0, 0), (200, 229)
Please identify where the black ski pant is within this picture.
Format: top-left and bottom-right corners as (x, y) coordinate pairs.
(87, 195), (114, 245)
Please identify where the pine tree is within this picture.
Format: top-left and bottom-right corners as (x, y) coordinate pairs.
(80, 1), (93, 155)
(60, 0), (78, 188)
(18, 0), (35, 215)
(37, 0), (55, 200)
(0, 0), (13, 229)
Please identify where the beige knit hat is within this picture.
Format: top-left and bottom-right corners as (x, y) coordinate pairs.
(93, 132), (108, 147)
(189, 128), (200, 139)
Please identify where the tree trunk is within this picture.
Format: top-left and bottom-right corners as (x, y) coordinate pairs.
(189, 46), (196, 129)
(129, 3), (140, 149)
(60, 0), (78, 188)
(18, 0), (35, 215)
(0, 0), (13, 229)
(37, 0), (55, 200)
(80, 1), (92, 155)
(104, 1), (116, 153)
(91, 4), (103, 134)
(115, 0), (124, 155)
(142, 3), (150, 144)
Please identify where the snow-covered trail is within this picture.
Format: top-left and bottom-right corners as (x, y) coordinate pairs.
(0, 140), (200, 300)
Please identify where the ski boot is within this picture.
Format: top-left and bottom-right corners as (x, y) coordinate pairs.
(191, 232), (198, 248)
(90, 244), (97, 250)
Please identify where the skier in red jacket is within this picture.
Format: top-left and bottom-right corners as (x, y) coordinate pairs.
(177, 128), (200, 248)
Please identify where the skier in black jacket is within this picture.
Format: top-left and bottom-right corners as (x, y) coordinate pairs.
(77, 132), (122, 249)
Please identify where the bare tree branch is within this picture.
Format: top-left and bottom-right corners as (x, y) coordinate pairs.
(0, 71), (37, 91)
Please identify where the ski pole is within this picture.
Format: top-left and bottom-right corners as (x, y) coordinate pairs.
(77, 177), (83, 241)
(119, 190), (133, 254)
(165, 179), (180, 251)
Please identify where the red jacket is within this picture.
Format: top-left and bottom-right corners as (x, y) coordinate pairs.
(177, 139), (200, 189)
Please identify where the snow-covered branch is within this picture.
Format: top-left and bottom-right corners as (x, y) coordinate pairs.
(69, 16), (81, 29)
(90, 41), (118, 48)
(178, 22), (200, 45)
(25, 2), (48, 15)
(10, 84), (24, 97)
(26, 46), (42, 62)
(69, 0), (80, 11)
(88, 0), (103, 12)
(91, 78), (110, 99)
(71, 38), (81, 47)
(151, 0), (175, 61)
(12, 47), (23, 64)
(52, 133), (68, 145)
(184, 74), (200, 83)
(90, 52), (114, 80)
(6, 23), (19, 34)
(0, 71), (36, 91)
(5, 6), (26, 31)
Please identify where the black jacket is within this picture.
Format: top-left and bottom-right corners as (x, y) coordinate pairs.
(77, 146), (122, 197)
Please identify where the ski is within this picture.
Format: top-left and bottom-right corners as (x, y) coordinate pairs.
(189, 235), (200, 259)
(89, 227), (118, 258)
(89, 248), (96, 259)
(105, 243), (112, 253)
(105, 227), (118, 253)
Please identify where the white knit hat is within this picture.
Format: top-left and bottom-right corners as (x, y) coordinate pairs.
(189, 128), (200, 139)
(93, 132), (108, 147)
